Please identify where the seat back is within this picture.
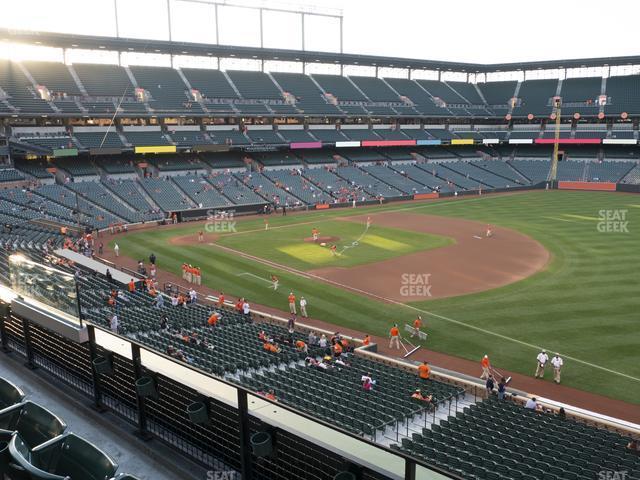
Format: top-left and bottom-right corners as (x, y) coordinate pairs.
(35, 433), (118, 480)
(7, 435), (65, 480)
(0, 378), (25, 410)
(14, 402), (67, 450)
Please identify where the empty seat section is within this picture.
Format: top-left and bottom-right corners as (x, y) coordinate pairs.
(226, 71), (281, 99)
(271, 72), (340, 115)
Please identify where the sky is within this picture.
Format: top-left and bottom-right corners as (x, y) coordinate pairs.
(0, 0), (639, 64)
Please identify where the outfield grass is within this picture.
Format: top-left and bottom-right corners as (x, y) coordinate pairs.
(216, 219), (453, 270)
(113, 191), (640, 404)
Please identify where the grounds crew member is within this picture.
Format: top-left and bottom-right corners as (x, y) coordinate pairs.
(551, 353), (564, 384)
(535, 349), (549, 379)
(411, 315), (423, 338)
(389, 323), (400, 350)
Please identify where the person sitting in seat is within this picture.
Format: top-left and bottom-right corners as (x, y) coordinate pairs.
(411, 389), (432, 403)
(295, 340), (308, 353)
(258, 330), (268, 342)
(263, 341), (281, 354)
(626, 439), (640, 453)
(361, 373), (376, 391)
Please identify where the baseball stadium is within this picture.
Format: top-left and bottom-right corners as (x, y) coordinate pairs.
(0, 1), (639, 479)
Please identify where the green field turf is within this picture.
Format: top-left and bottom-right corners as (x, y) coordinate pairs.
(113, 191), (640, 404)
(216, 219), (453, 270)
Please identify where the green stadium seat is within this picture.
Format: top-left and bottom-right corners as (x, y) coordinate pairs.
(0, 378), (25, 410)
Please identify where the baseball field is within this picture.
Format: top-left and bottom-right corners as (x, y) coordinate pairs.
(111, 190), (640, 405)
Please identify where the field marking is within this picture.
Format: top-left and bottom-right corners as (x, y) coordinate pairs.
(541, 216), (580, 223)
(210, 239), (640, 384)
(237, 272), (273, 284)
(563, 214), (599, 221)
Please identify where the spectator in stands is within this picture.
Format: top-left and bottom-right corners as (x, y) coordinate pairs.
(308, 330), (317, 346)
(263, 341), (281, 354)
(626, 439), (640, 453)
(207, 311), (220, 327)
(159, 315), (168, 330)
(485, 375), (495, 396)
(235, 298), (243, 313)
(497, 377), (507, 400)
(264, 389), (277, 402)
(171, 295), (179, 307)
(319, 334), (328, 348)
(242, 299), (250, 317)
(149, 253), (156, 265)
(109, 313), (118, 333)
(525, 397), (540, 411)
(333, 341), (343, 358)
(418, 361), (430, 380)
(287, 315), (296, 332)
(411, 389), (432, 403)
(362, 334), (371, 346)
(154, 293), (164, 309)
(295, 339), (307, 353)
(105, 268), (113, 284)
(557, 407), (566, 419)
(128, 279), (136, 292)
(189, 288), (197, 305)
(361, 373), (375, 392)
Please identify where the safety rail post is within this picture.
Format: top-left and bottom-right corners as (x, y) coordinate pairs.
(22, 317), (36, 369)
(0, 301), (10, 353)
(236, 389), (254, 480)
(404, 458), (416, 480)
(86, 324), (107, 412)
(131, 343), (152, 441)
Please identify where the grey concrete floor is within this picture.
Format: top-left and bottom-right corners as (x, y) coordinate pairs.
(0, 350), (211, 480)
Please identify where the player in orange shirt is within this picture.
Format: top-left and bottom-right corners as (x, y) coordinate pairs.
(217, 292), (225, 307)
(411, 315), (423, 338)
(389, 323), (400, 350)
(288, 292), (296, 314)
(198, 231), (204, 242)
(312, 227), (319, 241)
(481, 355), (491, 380)
(362, 334), (371, 346)
(418, 361), (430, 380)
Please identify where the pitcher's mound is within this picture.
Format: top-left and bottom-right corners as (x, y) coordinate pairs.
(303, 236), (340, 244)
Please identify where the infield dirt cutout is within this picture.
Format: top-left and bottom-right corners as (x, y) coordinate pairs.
(308, 212), (550, 302)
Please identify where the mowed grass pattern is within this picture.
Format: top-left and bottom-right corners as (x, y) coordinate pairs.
(113, 191), (640, 404)
(216, 220), (453, 270)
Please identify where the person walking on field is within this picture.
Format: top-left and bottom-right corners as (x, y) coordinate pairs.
(114, 243), (119, 257)
(198, 231), (204, 242)
(551, 353), (563, 384)
(299, 296), (308, 317)
(389, 323), (400, 350)
(271, 275), (279, 291)
(480, 355), (491, 380)
(411, 315), (423, 338)
(535, 349), (549, 379)
(288, 292), (296, 315)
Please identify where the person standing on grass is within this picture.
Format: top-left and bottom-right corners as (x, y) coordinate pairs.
(288, 292), (296, 314)
(299, 296), (308, 317)
(535, 349), (549, 379)
(389, 323), (400, 350)
(149, 253), (156, 265)
(551, 353), (564, 384)
(480, 355), (491, 380)
(271, 275), (279, 291)
(411, 315), (423, 338)
(114, 243), (119, 257)
(198, 231), (204, 242)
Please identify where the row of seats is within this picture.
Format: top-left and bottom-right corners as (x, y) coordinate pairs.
(6, 59), (640, 117)
(0, 376), (139, 480)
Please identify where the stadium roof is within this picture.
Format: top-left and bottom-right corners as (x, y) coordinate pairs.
(2, 29), (640, 73)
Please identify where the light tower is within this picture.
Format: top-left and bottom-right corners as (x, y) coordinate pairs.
(550, 96), (562, 182)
